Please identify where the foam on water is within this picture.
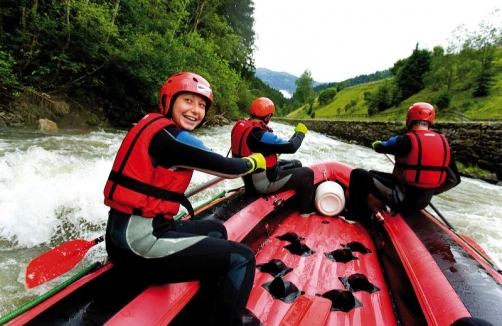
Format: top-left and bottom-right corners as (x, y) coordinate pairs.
(0, 123), (501, 316)
(0, 129), (122, 249)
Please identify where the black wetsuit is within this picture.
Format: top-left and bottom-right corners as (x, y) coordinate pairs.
(238, 125), (315, 214)
(348, 133), (460, 224)
(106, 125), (255, 326)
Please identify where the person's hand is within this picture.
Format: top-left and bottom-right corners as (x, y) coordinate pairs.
(294, 123), (308, 135)
(372, 140), (381, 149)
(243, 153), (266, 172)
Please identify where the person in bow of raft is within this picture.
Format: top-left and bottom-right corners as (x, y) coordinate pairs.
(346, 102), (461, 225)
(103, 72), (265, 326)
(230, 97), (316, 217)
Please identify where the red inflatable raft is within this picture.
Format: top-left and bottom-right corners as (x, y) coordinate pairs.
(3, 161), (502, 326)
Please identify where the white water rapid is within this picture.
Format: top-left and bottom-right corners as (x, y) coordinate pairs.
(1, 122), (501, 315)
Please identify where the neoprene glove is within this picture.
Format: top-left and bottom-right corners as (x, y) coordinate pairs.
(372, 140), (382, 149)
(243, 153), (266, 173)
(294, 123), (308, 135)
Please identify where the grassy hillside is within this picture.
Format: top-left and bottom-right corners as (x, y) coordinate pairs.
(287, 56), (502, 122)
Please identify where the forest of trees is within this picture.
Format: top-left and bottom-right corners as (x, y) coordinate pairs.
(1, 2), (501, 126)
(290, 14), (502, 118)
(0, 0), (289, 126)
(362, 21), (502, 116)
(313, 70), (393, 93)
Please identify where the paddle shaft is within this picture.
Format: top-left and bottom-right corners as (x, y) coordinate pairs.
(87, 176), (224, 238)
(185, 176), (224, 198)
(427, 202), (455, 231)
(383, 154), (502, 273)
(383, 154), (458, 230)
(93, 235), (104, 245)
(26, 176), (227, 288)
(427, 201), (502, 273)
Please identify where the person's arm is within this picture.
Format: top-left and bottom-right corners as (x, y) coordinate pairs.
(149, 126), (261, 178)
(373, 135), (411, 157)
(247, 128), (304, 156)
(434, 153), (461, 194)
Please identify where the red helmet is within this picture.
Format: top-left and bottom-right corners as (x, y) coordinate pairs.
(250, 97), (275, 118)
(406, 102), (435, 128)
(159, 72), (213, 116)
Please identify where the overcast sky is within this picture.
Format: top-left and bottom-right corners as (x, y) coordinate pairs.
(252, 0), (501, 83)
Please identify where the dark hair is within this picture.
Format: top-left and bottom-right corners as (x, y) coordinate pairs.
(165, 94), (178, 118)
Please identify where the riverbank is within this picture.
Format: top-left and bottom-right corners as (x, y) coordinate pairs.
(1, 94), (500, 185)
(275, 118), (502, 185)
(0, 92), (230, 129)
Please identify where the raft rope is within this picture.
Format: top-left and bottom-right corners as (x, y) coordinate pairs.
(0, 262), (102, 325)
(383, 154), (502, 275)
(0, 186), (245, 325)
(174, 190), (227, 220)
(426, 202), (502, 274)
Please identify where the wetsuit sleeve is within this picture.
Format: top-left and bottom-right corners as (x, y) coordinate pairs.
(434, 151), (461, 194)
(373, 134), (411, 158)
(149, 126), (253, 178)
(246, 129), (304, 156)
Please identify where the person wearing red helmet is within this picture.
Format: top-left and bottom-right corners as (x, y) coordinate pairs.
(231, 97), (316, 217)
(346, 102), (461, 225)
(103, 72), (266, 325)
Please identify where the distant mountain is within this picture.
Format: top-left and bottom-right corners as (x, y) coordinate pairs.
(256, 68), (393, 97)
(255, 68), (324, 97)
(255, 68), (298, 95)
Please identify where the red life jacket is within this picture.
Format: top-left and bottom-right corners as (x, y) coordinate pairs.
(103, 113), (194, 218)
(231, 119), (277, 169)
(394, 130), (451, 188)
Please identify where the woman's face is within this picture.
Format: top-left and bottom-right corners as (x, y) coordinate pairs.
(171, 92), (207, 131)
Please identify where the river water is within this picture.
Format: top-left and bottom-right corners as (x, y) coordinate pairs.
(1, 122), (501, 316)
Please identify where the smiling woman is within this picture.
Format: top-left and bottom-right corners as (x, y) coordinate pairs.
(171, 93), (209, 130)
(100, 71), (268, 325)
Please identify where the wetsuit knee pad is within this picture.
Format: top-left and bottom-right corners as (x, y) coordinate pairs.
(206, 220), (228, 239)
(228, 250), (255, 290)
